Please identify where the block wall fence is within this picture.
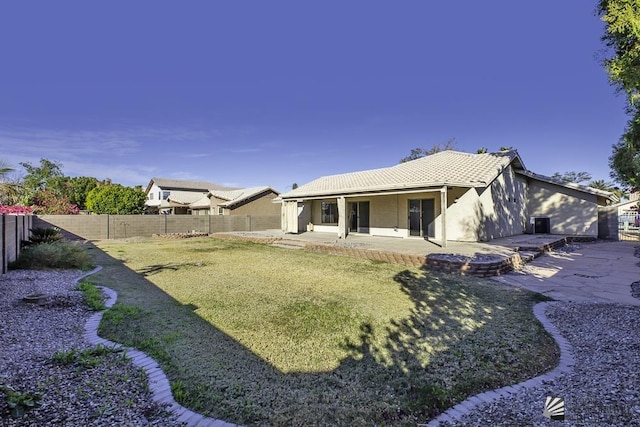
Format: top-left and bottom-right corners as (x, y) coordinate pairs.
(33, 214), (281, 241)
(0, 214), (33, 274)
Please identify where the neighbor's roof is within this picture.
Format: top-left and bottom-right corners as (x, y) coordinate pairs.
(166, 192), (208, 206)
(516, 170), (618, 202)
(281, 150), (524, 199)
(189, 186), (279, 209)
(213, 186), (278, 208)
(146, 177), (239, 194)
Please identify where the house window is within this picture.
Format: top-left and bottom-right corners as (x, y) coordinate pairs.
(218, 207), (224, 215)
(321, 201), (338, 223)
(148, 193), (154, 200)
(162, 191), (170, 200)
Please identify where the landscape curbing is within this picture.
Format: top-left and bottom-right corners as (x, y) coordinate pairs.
(75, 266), (239, 427)
(74, 265), (573, 426)
(424, 301), (575, 426)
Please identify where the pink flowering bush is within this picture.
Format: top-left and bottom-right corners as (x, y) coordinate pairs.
(0, 205), (33, 214)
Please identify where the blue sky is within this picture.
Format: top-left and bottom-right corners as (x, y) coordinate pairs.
(0, 1), (628, 192)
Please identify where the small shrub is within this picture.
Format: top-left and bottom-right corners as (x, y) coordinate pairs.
(52, 348), (79, 365)
(0, 385), (41, 418)
(51, 345), (120, 369)
(28, 227), (63, 244)
(77, 281), (106, 311)
(9, 241), (94, 270)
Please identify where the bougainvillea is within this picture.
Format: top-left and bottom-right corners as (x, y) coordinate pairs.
(30, 190), (80, 215)
(0, 205), (33, 214)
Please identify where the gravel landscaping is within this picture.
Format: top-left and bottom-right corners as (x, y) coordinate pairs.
(438, 302), (640, 426)
(0, 269), (179, 426)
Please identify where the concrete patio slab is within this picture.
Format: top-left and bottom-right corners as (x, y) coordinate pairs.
(492, 241), (640, 305)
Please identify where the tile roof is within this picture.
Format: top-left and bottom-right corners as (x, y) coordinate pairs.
(189, 187), (279, 209)
(166, 192), (208, 206)
(281, 150), (520, 199)
(214, 186), (277, 208)
(516, 170), (618, 202)
(146, 177), (239, 193)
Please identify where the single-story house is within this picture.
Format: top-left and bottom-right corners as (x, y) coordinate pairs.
(145, 178), (280, 216)
(279, 150), (617, 246)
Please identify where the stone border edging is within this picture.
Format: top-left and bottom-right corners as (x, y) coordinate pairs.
(425, 301), (575, 426)
(76, 267), (239, 427)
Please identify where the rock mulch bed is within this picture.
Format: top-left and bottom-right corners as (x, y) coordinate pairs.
(436, 303), (640, 426)
(0, 269), (179, 426)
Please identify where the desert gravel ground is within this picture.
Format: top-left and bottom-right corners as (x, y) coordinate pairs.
(0, 269), (180, 426)
(439, 302), (640, 426)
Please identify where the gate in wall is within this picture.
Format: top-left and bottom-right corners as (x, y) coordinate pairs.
(618, 211), (640, 241)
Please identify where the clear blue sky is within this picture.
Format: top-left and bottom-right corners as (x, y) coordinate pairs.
(0, 1), (628, 192)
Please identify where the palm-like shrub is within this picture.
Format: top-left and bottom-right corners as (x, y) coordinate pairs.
(28, 227), (63, 244)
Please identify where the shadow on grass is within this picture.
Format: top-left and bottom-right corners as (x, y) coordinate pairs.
(86, 241), (558, 426)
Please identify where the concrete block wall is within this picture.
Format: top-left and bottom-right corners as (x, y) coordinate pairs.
(34, 214), (281, 240)
(1, 214), (33, 274)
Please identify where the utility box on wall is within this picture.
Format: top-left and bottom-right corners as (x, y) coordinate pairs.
(529, 217), (550, 234)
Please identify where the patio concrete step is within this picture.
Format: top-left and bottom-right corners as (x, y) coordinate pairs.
(271, 239), (307, 250)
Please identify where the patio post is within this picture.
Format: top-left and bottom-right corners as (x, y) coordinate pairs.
(337, 196), (347, 239)
(441, 186), (447, 247)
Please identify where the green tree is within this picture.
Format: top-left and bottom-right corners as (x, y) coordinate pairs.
(67, 177), (100, 210)
(551, 171), (593, 184)
(400, 138), (457, 163)
(609, 113), (640, 188)
(86, 184), (146, 214)
(589, 179), (627, 200)
(0, 161), (22, 205)
(598, 0), (640, 189)
(476, 147), (488, 154)
(19, 158), (64, 204)
(598, 0), (640, 104)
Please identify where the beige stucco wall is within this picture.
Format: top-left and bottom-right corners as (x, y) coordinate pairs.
(526, 180), (598, 236)
(230, 191), (280, 216)
(445, 167), (529, 241)
(304, 191), (443, 238)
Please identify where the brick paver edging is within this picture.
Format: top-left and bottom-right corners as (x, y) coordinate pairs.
(424, 301), (575, 426)
(76, 266), (239, 427)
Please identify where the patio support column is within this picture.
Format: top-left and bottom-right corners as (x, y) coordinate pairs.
(441, 186), (448, 247)
(337, 196), (347, 239)
(283, 201), (298, 233)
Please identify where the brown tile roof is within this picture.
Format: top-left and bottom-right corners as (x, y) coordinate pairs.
(281, 150), (521, 199)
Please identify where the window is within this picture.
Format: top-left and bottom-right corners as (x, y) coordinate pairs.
(148, 193), (154, 200)
(321, 201), (338, 223)
(218, 207), (224, 215)
(162, 191), (170, 200)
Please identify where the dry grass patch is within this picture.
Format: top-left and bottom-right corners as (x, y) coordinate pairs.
(90, 237), (557, 426)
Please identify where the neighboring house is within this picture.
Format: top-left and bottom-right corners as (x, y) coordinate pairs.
(189, 186), (281, 216)
(279, 150), (617, 246)
(144, 177), (280, 216)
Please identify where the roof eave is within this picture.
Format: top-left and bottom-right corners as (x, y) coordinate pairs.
(281, 182), (483, 200)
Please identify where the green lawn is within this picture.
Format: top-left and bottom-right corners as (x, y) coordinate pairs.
(87, 237), (558, 426)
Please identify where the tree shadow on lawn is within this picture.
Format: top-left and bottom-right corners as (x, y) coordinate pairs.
(86, 242), (558, 426)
